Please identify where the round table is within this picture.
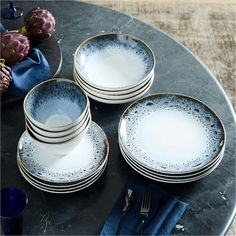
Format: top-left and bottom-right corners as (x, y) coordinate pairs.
(1, 1), (235, 235)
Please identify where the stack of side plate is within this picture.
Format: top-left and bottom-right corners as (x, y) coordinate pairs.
(73, 33), (155, 104)
(17, 122), (109, 193)
(118, 93), (226, 183)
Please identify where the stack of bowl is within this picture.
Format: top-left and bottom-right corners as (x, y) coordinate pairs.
(73, 33), (155, 104)
(23, 78), (91, 156)
(16, 78), (109, 193)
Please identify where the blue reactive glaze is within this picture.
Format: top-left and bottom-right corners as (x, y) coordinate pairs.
(24, 79), (87, 126)
(76, 34), (155, 79)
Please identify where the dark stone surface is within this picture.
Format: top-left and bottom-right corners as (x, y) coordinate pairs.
(1, 1), (235, 235)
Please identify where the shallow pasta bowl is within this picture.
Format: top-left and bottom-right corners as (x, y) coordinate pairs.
(74, 33), (155, 91)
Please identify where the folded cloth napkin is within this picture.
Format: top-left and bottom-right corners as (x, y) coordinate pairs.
(7, 48), (51, 96)
(1, 23), (51, 97)
(100, 181), (188, 236)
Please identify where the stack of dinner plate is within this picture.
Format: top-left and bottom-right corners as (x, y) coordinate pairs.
(118, 93), (226, 183)
(73, 33), (155, 104)
(17, 78), (109, 193)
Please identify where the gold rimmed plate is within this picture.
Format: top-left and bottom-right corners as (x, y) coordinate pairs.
(118, 93), (225, 175)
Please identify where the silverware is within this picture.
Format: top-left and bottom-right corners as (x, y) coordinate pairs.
(137, 192), (151, 235)
(116, 188), (135, 235)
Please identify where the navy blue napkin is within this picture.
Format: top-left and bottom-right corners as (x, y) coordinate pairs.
(100, 181), (188, 236)
(1, 23), (51, 97)
(7, 48), (51, 96)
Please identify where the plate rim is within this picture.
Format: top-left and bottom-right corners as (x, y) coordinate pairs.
(73, 68), (154, 95)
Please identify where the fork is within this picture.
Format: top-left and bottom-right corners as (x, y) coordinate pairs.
(136, 192), (152, 235)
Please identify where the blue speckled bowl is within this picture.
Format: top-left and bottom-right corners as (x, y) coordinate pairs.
(23, 78), (89, 132)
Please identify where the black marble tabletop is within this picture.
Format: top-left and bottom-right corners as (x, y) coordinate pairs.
(1, 1), (235, 235)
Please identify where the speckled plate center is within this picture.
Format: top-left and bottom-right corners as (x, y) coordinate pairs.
(18, 122), (109, 183)
(119, 94), (225, 174)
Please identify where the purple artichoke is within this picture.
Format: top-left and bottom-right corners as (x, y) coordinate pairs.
(23, 7), (56, 41)
(1, 31), (30, 66)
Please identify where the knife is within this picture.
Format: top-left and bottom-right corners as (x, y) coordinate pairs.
(116, 188), (135, 235)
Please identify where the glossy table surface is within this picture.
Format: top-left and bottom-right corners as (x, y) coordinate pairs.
(1, 1), (235, 235)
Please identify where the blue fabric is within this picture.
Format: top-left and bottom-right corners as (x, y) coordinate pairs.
(1, 23), (51, 97)
(7, 48), (51, 96)
(0, 23), (5, 32)
(100, 181), (188, 236)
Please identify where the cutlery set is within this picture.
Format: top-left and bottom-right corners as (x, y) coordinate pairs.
(116, 189), (152, 235)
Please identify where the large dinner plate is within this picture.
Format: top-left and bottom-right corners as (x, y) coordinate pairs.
(119, 93), (225, 174)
